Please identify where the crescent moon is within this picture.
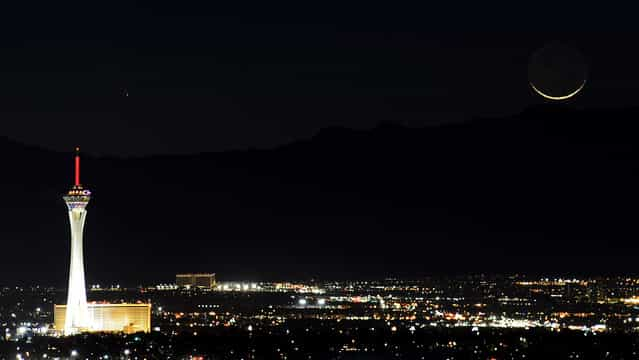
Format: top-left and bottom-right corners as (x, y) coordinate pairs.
(530, 79), (586, 101)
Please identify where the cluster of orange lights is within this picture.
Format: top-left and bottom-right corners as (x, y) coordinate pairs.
(67, 189), (91, 196)
(553, 312), (595, 318)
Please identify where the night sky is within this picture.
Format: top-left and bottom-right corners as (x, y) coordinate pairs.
(0, 2), (636, 155)
(2, 2), (639, 285)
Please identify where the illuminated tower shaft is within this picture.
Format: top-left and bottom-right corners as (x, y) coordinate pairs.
(62, 149), (92, 335)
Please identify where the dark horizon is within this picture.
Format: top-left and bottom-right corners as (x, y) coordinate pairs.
(6, 101), (637, 159)
(0, 105), (638, 286)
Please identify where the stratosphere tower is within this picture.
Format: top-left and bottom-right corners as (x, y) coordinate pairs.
(61, 148), (92, 334)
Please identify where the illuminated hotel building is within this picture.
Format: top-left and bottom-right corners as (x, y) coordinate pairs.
(61, 148), (91, 335)
(176, 273), (216, 288)
(55, 303), (151, 334)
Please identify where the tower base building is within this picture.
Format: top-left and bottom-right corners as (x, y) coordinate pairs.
(54, 303), (151, 334)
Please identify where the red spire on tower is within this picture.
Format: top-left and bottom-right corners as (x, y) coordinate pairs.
(75, 147), (80, 186)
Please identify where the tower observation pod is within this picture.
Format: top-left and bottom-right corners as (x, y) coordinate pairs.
(61, 147), (92, 334)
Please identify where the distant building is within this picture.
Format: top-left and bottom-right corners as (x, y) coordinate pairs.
(176, 273), (216, 288)
(54, 303), (151, 334)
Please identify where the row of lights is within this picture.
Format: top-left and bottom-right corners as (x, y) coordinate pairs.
(298, 298), (326, 306)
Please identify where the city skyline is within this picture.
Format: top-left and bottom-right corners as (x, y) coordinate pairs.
(4, 275), (639, 358)
(2, 1), (639, 358)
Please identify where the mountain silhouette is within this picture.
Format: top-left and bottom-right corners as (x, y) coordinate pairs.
(2, 105), (639, 285)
